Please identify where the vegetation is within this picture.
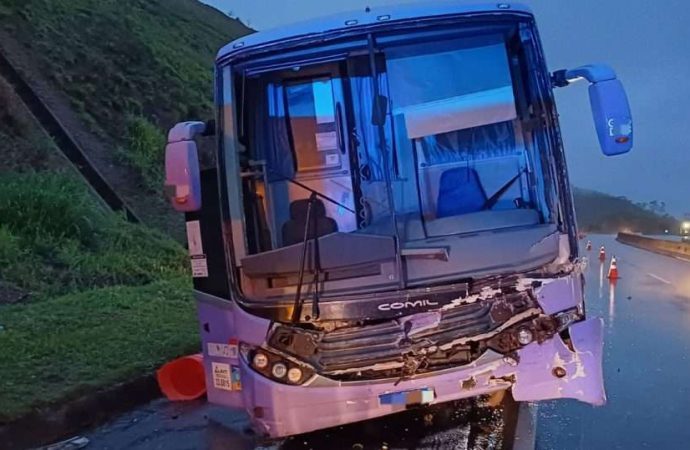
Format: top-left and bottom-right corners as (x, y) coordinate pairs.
(0, 172), (187, 297)
(0, 0), (250, 186)
(0, 171), (193, 422)
(573, 187), (679, 235)
(0, 0), (249, 424)
(0, 278), (197, 421)
(122, 115), (167, 190)
(0, 77), (64, 172)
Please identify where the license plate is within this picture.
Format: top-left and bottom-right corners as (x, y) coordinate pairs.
(379, 387), (435, 406)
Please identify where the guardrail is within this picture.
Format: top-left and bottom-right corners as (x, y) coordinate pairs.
(0, 50), (139, 223)
(616, 232), (690, 260)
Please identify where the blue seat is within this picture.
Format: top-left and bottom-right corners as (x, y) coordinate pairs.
(436, 167), (487, 218)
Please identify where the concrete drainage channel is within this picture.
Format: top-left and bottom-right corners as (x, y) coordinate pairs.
(0, 49), (139, 223)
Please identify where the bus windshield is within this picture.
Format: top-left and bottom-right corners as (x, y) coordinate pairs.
(227, 23), (561, 300)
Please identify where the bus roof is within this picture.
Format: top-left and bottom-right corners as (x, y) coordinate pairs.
(216, 2), (532, 62)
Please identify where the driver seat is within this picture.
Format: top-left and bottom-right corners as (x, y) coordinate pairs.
(282, 198), (338, 246)
(436, 167), (487, 218)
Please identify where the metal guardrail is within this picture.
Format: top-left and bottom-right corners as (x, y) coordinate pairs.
(0, 50), (140, 223)
(617, 232), (690, 260)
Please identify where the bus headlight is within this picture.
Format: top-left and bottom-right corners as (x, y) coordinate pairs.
(252, 352), (269, 369)
(241, 343), (315, 385)
(271, 362), (288, 378)
(287, 367), (303, 384)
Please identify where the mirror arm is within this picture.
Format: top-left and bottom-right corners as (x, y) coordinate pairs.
(552, 64), (617, 88)
(167, 121), (207, 143)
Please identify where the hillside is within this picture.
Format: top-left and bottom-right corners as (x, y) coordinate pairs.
(573, 187), (679, 235)
(0, 0), (251, 234)
(0, 0), (246, 425)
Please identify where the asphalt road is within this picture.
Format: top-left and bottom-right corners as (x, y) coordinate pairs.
(537, 234), (690, 449)
(81, 235), (690, 450)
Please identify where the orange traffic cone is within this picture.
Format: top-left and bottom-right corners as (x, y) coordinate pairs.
(599, 246), (606, 262)
(607, 256), (619, 280)
(156, 353), (206, 401)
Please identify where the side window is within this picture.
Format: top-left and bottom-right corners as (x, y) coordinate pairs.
(285, 78), (342, 173)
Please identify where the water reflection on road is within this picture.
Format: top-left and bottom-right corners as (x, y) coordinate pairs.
(537, 235), (690, 449)
(86, 395), (515, 450)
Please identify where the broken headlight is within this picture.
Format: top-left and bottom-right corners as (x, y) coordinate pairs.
(240, 343), (315, 386)
(487, 316), (559, 353)
(554, 307), (584, 332)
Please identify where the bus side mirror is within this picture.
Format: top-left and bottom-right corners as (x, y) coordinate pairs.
(164, 121), (204, 212)
(553, 64), (633, 156)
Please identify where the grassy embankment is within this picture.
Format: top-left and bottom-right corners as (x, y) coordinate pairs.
(0, 0), (250, 189)
(0, 0), (252, 423)
(0, 171), (197, 422)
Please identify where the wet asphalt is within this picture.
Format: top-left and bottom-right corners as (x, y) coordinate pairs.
(537, 235), (690, 449)
(82, 235), (690, 449)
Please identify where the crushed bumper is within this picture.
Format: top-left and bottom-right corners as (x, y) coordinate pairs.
(236, 318), (605, 438)
(508, 318), (606, 405)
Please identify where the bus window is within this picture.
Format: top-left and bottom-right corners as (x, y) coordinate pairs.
(285, 78), (342, 173)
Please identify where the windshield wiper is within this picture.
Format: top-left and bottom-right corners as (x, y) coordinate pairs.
(291, 192), (322, 322)
(250, 160), (355, 214)
(481, 167), (527, 210)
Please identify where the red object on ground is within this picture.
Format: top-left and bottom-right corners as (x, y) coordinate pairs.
(607, 256), (619, 280)
(599, 246), (606, 261)
(156, 353), (206, 401)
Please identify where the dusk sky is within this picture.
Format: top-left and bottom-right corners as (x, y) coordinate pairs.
(202, 0), (690, 216)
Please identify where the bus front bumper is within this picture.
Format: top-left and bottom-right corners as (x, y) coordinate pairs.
(236, 318), (605, 438)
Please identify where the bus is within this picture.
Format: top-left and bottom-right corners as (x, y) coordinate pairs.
(164, 2), (633, 438)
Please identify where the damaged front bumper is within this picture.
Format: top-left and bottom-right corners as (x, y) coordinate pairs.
(239, 317), (605, 438)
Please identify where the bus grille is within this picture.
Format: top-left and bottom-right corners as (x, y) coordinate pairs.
(268, 289), (538, 380)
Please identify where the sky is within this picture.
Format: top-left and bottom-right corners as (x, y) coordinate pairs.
(202, 0), (690, 216)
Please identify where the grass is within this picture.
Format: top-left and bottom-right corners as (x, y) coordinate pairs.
(0, 172), (188, 297)
(0, 278), (196, 422)
(0, 77), (65, 172)
(122, 115), (167, 191)
(0, 171), (194, 422)
(0, 0), (251, 185)
(0, 0), (248, 425)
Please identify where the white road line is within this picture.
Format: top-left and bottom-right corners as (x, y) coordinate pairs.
(512, 402), (537, 450)
(647, 273), (672, 285)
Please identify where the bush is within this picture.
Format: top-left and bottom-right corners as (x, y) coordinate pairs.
(0, 171), (107, 246)
(0, 171), (187, 296)
(124, 115), (166, 190)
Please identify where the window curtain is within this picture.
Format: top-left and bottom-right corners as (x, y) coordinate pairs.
(418, 121), (516, 165)
(258, 83), (295, 181)
(350, 73), (393, 181)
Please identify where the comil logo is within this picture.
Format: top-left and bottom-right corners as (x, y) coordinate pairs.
(377, 299), (439, 311)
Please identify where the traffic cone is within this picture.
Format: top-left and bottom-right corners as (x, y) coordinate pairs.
(599, 246), (606, 262)
(607, 256), (619, 280)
